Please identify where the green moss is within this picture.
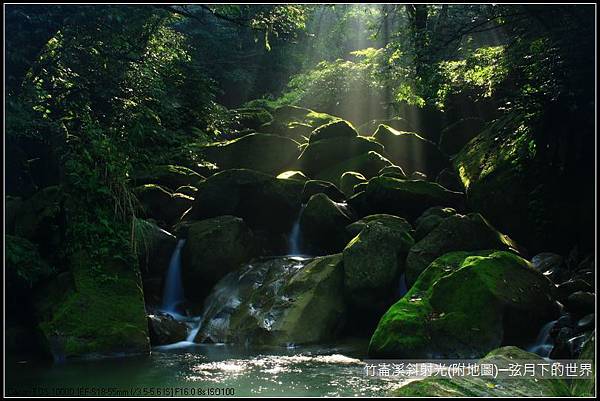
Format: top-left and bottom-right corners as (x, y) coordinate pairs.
(392, 347), (572, 397)
(35, 251), (149, 359)
(357, 117), (414, 136)
(369, 251), (557, 359)
(277, 170), (308, 181)
(308, 119), (357, 143)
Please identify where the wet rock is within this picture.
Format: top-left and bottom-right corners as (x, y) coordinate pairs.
(314, 151), (392, 185)
(378, 165), (406, 179)
(346, 214), (413, 238)
(409, 171), (428, 180)
(369, 251), (558, 359)
(197, 255), (347, 346)
(576, 313), (595, 331)
(277, 170), (308, 182)
(147, 312), (188, 345)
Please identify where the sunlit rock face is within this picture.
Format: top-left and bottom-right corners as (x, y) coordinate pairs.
(372, 125), (449, 178)
(369, 251), (558, 359)
(194, 255), (347, 346)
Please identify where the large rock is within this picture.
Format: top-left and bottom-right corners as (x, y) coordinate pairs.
(229, 107), (273, 131)
(299, 193), (354, 254)
(182, 216), (257, 302)
(308, 119), (358, 142)
(147, 312), (188, 345)
(198, 133), (300, 175)
(369, 251), (558, 359)
(196, 255), (347, 346)
(343, 218), (414, 311)
(186, 169), (303, 233)
(405, 213), (520, 286)
(358, 118), (414, 136)
(314, 151), (392, 186)
(295, 136), (385, 177)
(373, 125), (448, 177)
(131, 165), (204, 191)
(352, 176), (464, 222)
(135, 184), (193, 226)
(391, 346), (571, 397)
(453, 115), (594, 254)
(33, 251), (150, 361)
(439, 117), (485, 156)
(346, 214), (413, 238)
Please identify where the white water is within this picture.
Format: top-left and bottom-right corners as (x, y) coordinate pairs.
(161, 239), (187, 314)
(288, 206), (305, 256)
(527, 319), (557, 357)
(397, 273), (408, 298)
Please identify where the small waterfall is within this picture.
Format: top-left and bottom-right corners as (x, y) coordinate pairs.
(397, 273), (408, 298)
(527, 320), (557, 357)
(161, 239), (187, 314)
(288, 205), (305, 256)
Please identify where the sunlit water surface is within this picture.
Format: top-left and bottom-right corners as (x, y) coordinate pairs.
(7, 341), (411, 397)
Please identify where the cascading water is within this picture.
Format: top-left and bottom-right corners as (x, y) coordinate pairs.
(397, 273), (409, 298)
(161, 239), (187, 315)
(527, 319), (557, 357)
(288, 205), (305, 256)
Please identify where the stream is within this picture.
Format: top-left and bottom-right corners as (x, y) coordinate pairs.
(6, 341), (410, 397)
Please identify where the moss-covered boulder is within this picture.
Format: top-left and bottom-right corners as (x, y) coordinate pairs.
(197, 133), (300, 175)
(391, 346), (571, 397)
(301, 179), (346, 203)
(186, 169), (303, 233)
(132, 165), (204, 191)
(314, 151), (393, 185)
(346, 214), (413, 238)
(406, 213), (519, 286)
(296, 136), (385, 177)
(454, 115), (594, 254)
(373, 125), (448, 177)
(261, 106), (340, 142)
(135, 184), (193, 226)
(355, 176), (464, 222)
(340, 172), (367, 197)
(343, 218), (414, 311)
(182, 216), (257, 302)
(299, 193), (354, 254)
(197, 255), (346, 346)
(308, 119), (358, 142)
(358, 117), (414, 136)
(369, 251), (558, 359)
(414, 206), (457, 241)
(439, 117), (485, 156)
(277, 170), (308, 182)
(33, 251), (150, 360)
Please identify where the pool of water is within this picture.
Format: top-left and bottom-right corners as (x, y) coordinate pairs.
(6, 340), (411, 397)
